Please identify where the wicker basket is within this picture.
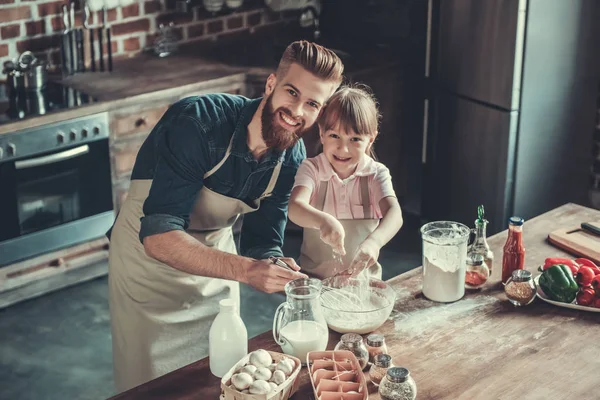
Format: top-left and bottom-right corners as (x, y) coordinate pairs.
(220, 351), (302, 400)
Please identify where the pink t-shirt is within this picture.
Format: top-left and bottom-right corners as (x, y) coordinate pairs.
(293, 153), (396, 219)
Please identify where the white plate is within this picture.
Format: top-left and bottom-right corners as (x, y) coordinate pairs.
(534, 275), (600, 313)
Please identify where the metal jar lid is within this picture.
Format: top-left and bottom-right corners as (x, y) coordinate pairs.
(386, 367), (410, 383)
(508, 216), (524, 226)
(366, 333), (385, 347)
(374, 354), (392, 368)
(511, 269), (532, 282)
(341, 333), (363, 346)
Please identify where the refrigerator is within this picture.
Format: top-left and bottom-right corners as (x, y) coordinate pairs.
(420, 0), (600, 234)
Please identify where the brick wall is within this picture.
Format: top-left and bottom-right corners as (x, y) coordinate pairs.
(0, 0), (296, 73)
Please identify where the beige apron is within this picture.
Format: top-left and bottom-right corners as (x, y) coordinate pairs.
(108, 135), (282, 392)
(299, 176), (382, 280)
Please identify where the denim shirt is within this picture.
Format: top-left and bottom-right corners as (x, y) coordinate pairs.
(126, 93), (306, 259)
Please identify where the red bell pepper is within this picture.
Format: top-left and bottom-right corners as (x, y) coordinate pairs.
(543, 258), (579, 274)
(591, 276), (600, 292)
(577, 287), (596, 306)
(574, 258), (600, 275)
(576, 266), (595, 287)
(593, 297), (600, 308)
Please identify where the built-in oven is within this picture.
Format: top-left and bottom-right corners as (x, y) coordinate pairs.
(0, 113), (114, 266)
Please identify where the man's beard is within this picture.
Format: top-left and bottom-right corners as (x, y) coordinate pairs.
(261, 94), (316, 152)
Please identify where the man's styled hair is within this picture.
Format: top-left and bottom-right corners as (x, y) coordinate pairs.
(276, 40), (344, 85)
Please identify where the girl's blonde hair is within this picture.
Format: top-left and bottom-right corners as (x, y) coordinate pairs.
(318, 84), (381, 158)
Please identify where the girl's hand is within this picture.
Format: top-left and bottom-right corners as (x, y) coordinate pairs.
(319, 215), (346, 255)
(348, 238), (381, 276)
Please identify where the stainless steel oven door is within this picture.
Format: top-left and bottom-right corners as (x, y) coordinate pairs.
(0, 114), (114, 266)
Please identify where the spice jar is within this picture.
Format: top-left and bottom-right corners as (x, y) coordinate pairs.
(365, 333), (388, 364)
(504, 269), (537, 306)
(369, 354), (394, 386)
(334, 333), (369, 370)
(465, 254), (490, 289)
(379, 367), (417, 400)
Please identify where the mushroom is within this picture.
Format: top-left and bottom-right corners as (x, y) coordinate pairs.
(240, 365), (257, 376)
(276, 358), (294, 376)
(269, 382), (278, 391)
(270, 370), (286, 385)
(249, 349), (272, 368)
(253, 366), (272, 381)
(249, 379), (271, 395)
(231, 372), (253, 391)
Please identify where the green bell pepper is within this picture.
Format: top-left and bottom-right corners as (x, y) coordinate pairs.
(539, 264), (578, 303)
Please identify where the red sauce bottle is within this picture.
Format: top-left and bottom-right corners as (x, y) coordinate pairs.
(502, 216), (526, 284)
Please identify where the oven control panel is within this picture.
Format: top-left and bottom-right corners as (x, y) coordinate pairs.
(0, 113), (109, 162)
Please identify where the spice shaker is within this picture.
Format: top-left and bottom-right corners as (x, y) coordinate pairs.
(365, 333), (388, 364)
(334, 333), (369, 370)
(369, 353), (394, 386)
(465, 254), (490, 289)
(379, 367), (417, 400)
(504, 269), (537, 306)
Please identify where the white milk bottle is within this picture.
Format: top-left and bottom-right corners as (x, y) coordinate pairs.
(209, 298), (248, 377)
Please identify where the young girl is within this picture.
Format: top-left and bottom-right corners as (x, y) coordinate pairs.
(288, 85), (403, 279)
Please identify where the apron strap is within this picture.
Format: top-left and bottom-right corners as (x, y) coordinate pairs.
(203, 134), (234, 179)
(256, 160), (282, 201)
(360, 176), (372, 219)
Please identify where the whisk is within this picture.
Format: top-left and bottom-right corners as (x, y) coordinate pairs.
(320, 285), (365, 310)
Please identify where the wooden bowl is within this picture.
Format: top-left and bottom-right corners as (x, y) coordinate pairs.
(220, 351), (302, 400)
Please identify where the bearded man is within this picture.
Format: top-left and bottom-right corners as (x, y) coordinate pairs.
(106, 41), (344, 392)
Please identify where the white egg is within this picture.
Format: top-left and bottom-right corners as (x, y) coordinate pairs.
(253, 366), (272, 381)
(249, 379), (271, 395)
(231, 372), (253, 390)
(249, 349), (272, 368)
(269, 381), (278, 391)
(240, 365), (257, 375)
(276, 358), (294, 376)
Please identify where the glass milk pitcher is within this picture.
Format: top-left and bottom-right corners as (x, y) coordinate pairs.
(420, 221), (470, 302)
(272, 278), (329, 363)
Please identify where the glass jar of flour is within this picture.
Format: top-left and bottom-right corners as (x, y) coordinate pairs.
(420, 221), (470, 302)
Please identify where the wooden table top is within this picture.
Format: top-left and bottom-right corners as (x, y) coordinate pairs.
(109, 203), (600, 400)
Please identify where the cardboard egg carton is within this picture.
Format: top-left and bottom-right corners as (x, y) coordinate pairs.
(306, 350), (368, 400)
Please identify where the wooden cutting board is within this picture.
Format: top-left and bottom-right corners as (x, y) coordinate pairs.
(548, 221), (600, 264)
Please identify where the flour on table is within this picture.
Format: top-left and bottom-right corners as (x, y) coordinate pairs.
(391, 295), (499, 339)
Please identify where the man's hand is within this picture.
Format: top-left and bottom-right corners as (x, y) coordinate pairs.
(245, 258), (307, 294)
(319, 214), (346, 255)
(347, 238), (381, 276)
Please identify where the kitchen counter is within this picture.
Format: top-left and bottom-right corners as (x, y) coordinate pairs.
(0, 38), (404, 136)
(109, 203), (600, 400)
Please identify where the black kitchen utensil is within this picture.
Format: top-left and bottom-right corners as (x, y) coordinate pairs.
(89, 28), (95, 72)
(581, 222), (600, 236)
(76, 28), (84, 72)
(106, 25), (112, 72)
